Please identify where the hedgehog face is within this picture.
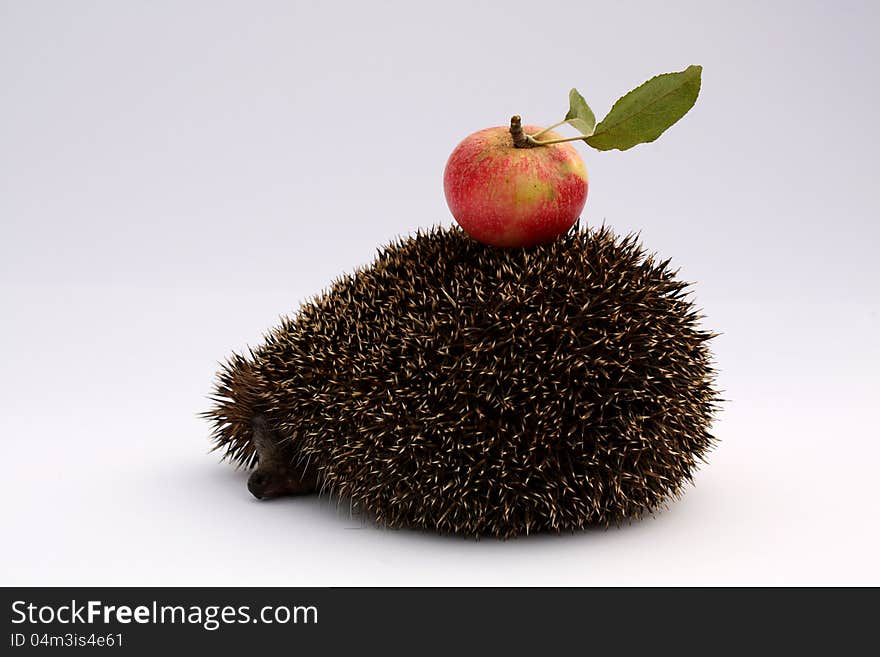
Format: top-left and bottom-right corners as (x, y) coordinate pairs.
(247, 468), (311, 500)
(246, 415), (318, 500)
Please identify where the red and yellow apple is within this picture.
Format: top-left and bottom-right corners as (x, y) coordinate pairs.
(443, 124), (588, 248)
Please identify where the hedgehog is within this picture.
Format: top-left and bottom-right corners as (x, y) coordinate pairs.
(206, 222), (719, 538)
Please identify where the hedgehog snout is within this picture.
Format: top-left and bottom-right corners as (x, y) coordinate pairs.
(247, 466), (319, 499)
(247, 470), (272, 499)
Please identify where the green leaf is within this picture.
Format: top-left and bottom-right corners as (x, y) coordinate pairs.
(585, 65), (702, 151)
(564, 88), (596, 136)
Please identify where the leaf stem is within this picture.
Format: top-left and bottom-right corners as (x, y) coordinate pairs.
(529, 120), (567, 140)
(528, 134), (589, 147)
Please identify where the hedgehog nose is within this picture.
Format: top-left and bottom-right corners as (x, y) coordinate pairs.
(247, 471), (270, 499)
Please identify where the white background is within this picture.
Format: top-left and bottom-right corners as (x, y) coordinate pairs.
(2, 0), (878, 585)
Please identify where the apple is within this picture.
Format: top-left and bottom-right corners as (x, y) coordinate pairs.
(443, 119), (588, 248)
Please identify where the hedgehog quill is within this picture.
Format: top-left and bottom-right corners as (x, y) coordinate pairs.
(206, 67), (719, 538)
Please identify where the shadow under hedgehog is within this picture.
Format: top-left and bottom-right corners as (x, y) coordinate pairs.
(206, 223), (720, 539)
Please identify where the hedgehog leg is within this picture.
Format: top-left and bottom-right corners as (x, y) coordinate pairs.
(247, 415), (318, 499)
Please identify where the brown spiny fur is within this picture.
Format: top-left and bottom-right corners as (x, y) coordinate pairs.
(205, 222), (720, 538)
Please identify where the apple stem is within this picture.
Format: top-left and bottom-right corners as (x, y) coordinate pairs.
(511, 115), (587, 148)
(510, 115), (538, 148)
